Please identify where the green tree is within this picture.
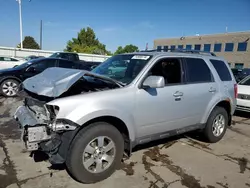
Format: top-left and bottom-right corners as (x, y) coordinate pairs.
(65, 27), (110, 55)
(114, 44), (139, 55)
(17, 36), (40, 49)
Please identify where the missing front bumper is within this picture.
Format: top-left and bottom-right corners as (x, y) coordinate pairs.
(14, 105), (51, 151)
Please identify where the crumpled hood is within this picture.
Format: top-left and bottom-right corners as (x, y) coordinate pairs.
(23, 67), (88, 97)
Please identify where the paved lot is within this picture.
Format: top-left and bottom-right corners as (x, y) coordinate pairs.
(0, 97), (250, 188)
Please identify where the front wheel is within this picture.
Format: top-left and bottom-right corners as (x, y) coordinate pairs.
(0, 79), (20, 97)
(66, 122), (124, 183)
(203, 106), (228, 143)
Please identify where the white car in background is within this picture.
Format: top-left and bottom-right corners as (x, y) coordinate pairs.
(237, 75), (250, 112)
(0, 56), (25, 69)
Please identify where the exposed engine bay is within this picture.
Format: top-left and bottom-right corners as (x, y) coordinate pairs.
(14, 68), (122, 161)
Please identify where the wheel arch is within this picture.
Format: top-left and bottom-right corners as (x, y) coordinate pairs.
(70, 115), (133, 157)
(202, 99), (231, 126)
(0, 76), (22, 85)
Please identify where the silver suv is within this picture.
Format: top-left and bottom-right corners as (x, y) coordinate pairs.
(14, 50), (237, 183)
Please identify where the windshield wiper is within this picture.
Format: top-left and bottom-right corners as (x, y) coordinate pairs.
(84, 72), (125, 87)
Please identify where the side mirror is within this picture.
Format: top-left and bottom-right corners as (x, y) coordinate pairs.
(142, 76), (165, 89)
(26, 66), (35, 73)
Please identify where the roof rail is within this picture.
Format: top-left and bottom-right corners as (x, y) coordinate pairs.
(140, 48), (216, 56)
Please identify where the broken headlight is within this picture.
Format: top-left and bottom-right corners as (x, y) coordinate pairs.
(45, 105), (60, 121)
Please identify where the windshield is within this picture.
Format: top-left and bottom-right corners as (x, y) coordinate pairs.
(91, 54), (152, 84)
(14, 59), (39, 69)
(238, 75), (250, 86)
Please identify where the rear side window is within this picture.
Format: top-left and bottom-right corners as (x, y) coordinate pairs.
(185, 58), (212, 83)
(210, 59), (232, 81)
(59, 59), (77, 69)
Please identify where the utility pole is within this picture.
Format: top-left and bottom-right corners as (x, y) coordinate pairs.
(40, 20), (43, 50)
(17, 0), (23, 49)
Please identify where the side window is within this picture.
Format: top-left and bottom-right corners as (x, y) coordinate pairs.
(149, 58), (182, 85)
(0, 57), (4, 61)
(210, 59), (232, 81)
(185, 58), (212, 83)
(11, 58), (19, 61)
(4, 57), (11, 61)
(59, 59), (77, 69)
(31, 59), (56, 72)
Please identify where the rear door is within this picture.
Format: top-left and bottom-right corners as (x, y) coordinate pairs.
(58, 59), (78, 69)
(183, 57), (219, 124)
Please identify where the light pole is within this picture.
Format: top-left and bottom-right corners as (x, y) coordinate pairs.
(16, 0), (23, 49)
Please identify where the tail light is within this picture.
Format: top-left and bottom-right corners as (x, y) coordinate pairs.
(234, 84), (238, 98)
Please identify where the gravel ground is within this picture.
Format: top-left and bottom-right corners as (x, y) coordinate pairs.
(0, 97), (250, 188)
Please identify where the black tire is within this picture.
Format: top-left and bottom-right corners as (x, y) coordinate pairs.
(0, 79), (20, 97)
(66, 122), (124, 183)
(203, 106), (228, 143)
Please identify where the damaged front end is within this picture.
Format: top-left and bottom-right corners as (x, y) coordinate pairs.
(14, 97), (79, 164)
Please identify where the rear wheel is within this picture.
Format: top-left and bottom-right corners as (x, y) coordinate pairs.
(203, 106), (228, 143)
(0, 79), (20, 97)
(66, 122), (124, 183)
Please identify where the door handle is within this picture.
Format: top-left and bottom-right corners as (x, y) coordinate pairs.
(209, 87), (216, 92)
(173, 91), (183, 97)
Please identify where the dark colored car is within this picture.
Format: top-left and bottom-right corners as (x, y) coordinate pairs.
(78, 61), (101, 71)
(0, 57), (83, 97)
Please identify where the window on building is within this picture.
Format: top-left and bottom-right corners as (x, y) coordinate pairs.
(194, 44), (201, 50)
(225, 43), (234, 52)
(210, 59), (232, 81)
(237, 42), (247, 51)
(186, 44), (192, 50)
(163, 46), (168, 51)
(170, 45), (175, 50)
(204, 44), (211, 52)
(178, 45), (183, 49)
(214, 43), (222, 52)
(185, 58), (212, 83)
(157, 46), (162, 51)
(235, 63), (244, 69)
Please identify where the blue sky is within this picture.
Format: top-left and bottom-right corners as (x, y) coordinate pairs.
(0, 0), (250, 52)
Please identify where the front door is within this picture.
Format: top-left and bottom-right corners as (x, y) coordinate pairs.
(134, 57), (198, 139)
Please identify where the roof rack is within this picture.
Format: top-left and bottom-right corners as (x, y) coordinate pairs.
(140, 48), (216, 56)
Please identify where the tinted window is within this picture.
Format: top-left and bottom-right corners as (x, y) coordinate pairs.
(170, 45), (175, 50)
(210, 60), (232, 81)
(59, 59), (77, 69)
(149, 58), (182, 85)
(4, 57), (11, 61)
(214, 43), (222, 52)
(237, 42), (247, 51)
(235, 63), (244, 69)
(204, 44), (211, 52)
(31, 59), (56, 72)
(163, 46), (168, 51)
(239, 76), (250, 86)
(178, 45), (183, 49)
(225, 43), (234, 52)
(11, 58), (19, 61)
(157, 46), (161, 51)
(194, 44), (201, 50)
(185, 58), (212, 83)
(186, 45), (192, 50)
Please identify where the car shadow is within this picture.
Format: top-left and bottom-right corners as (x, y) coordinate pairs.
(30, 150), (66, 170)
(132, 130), (208, 153)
